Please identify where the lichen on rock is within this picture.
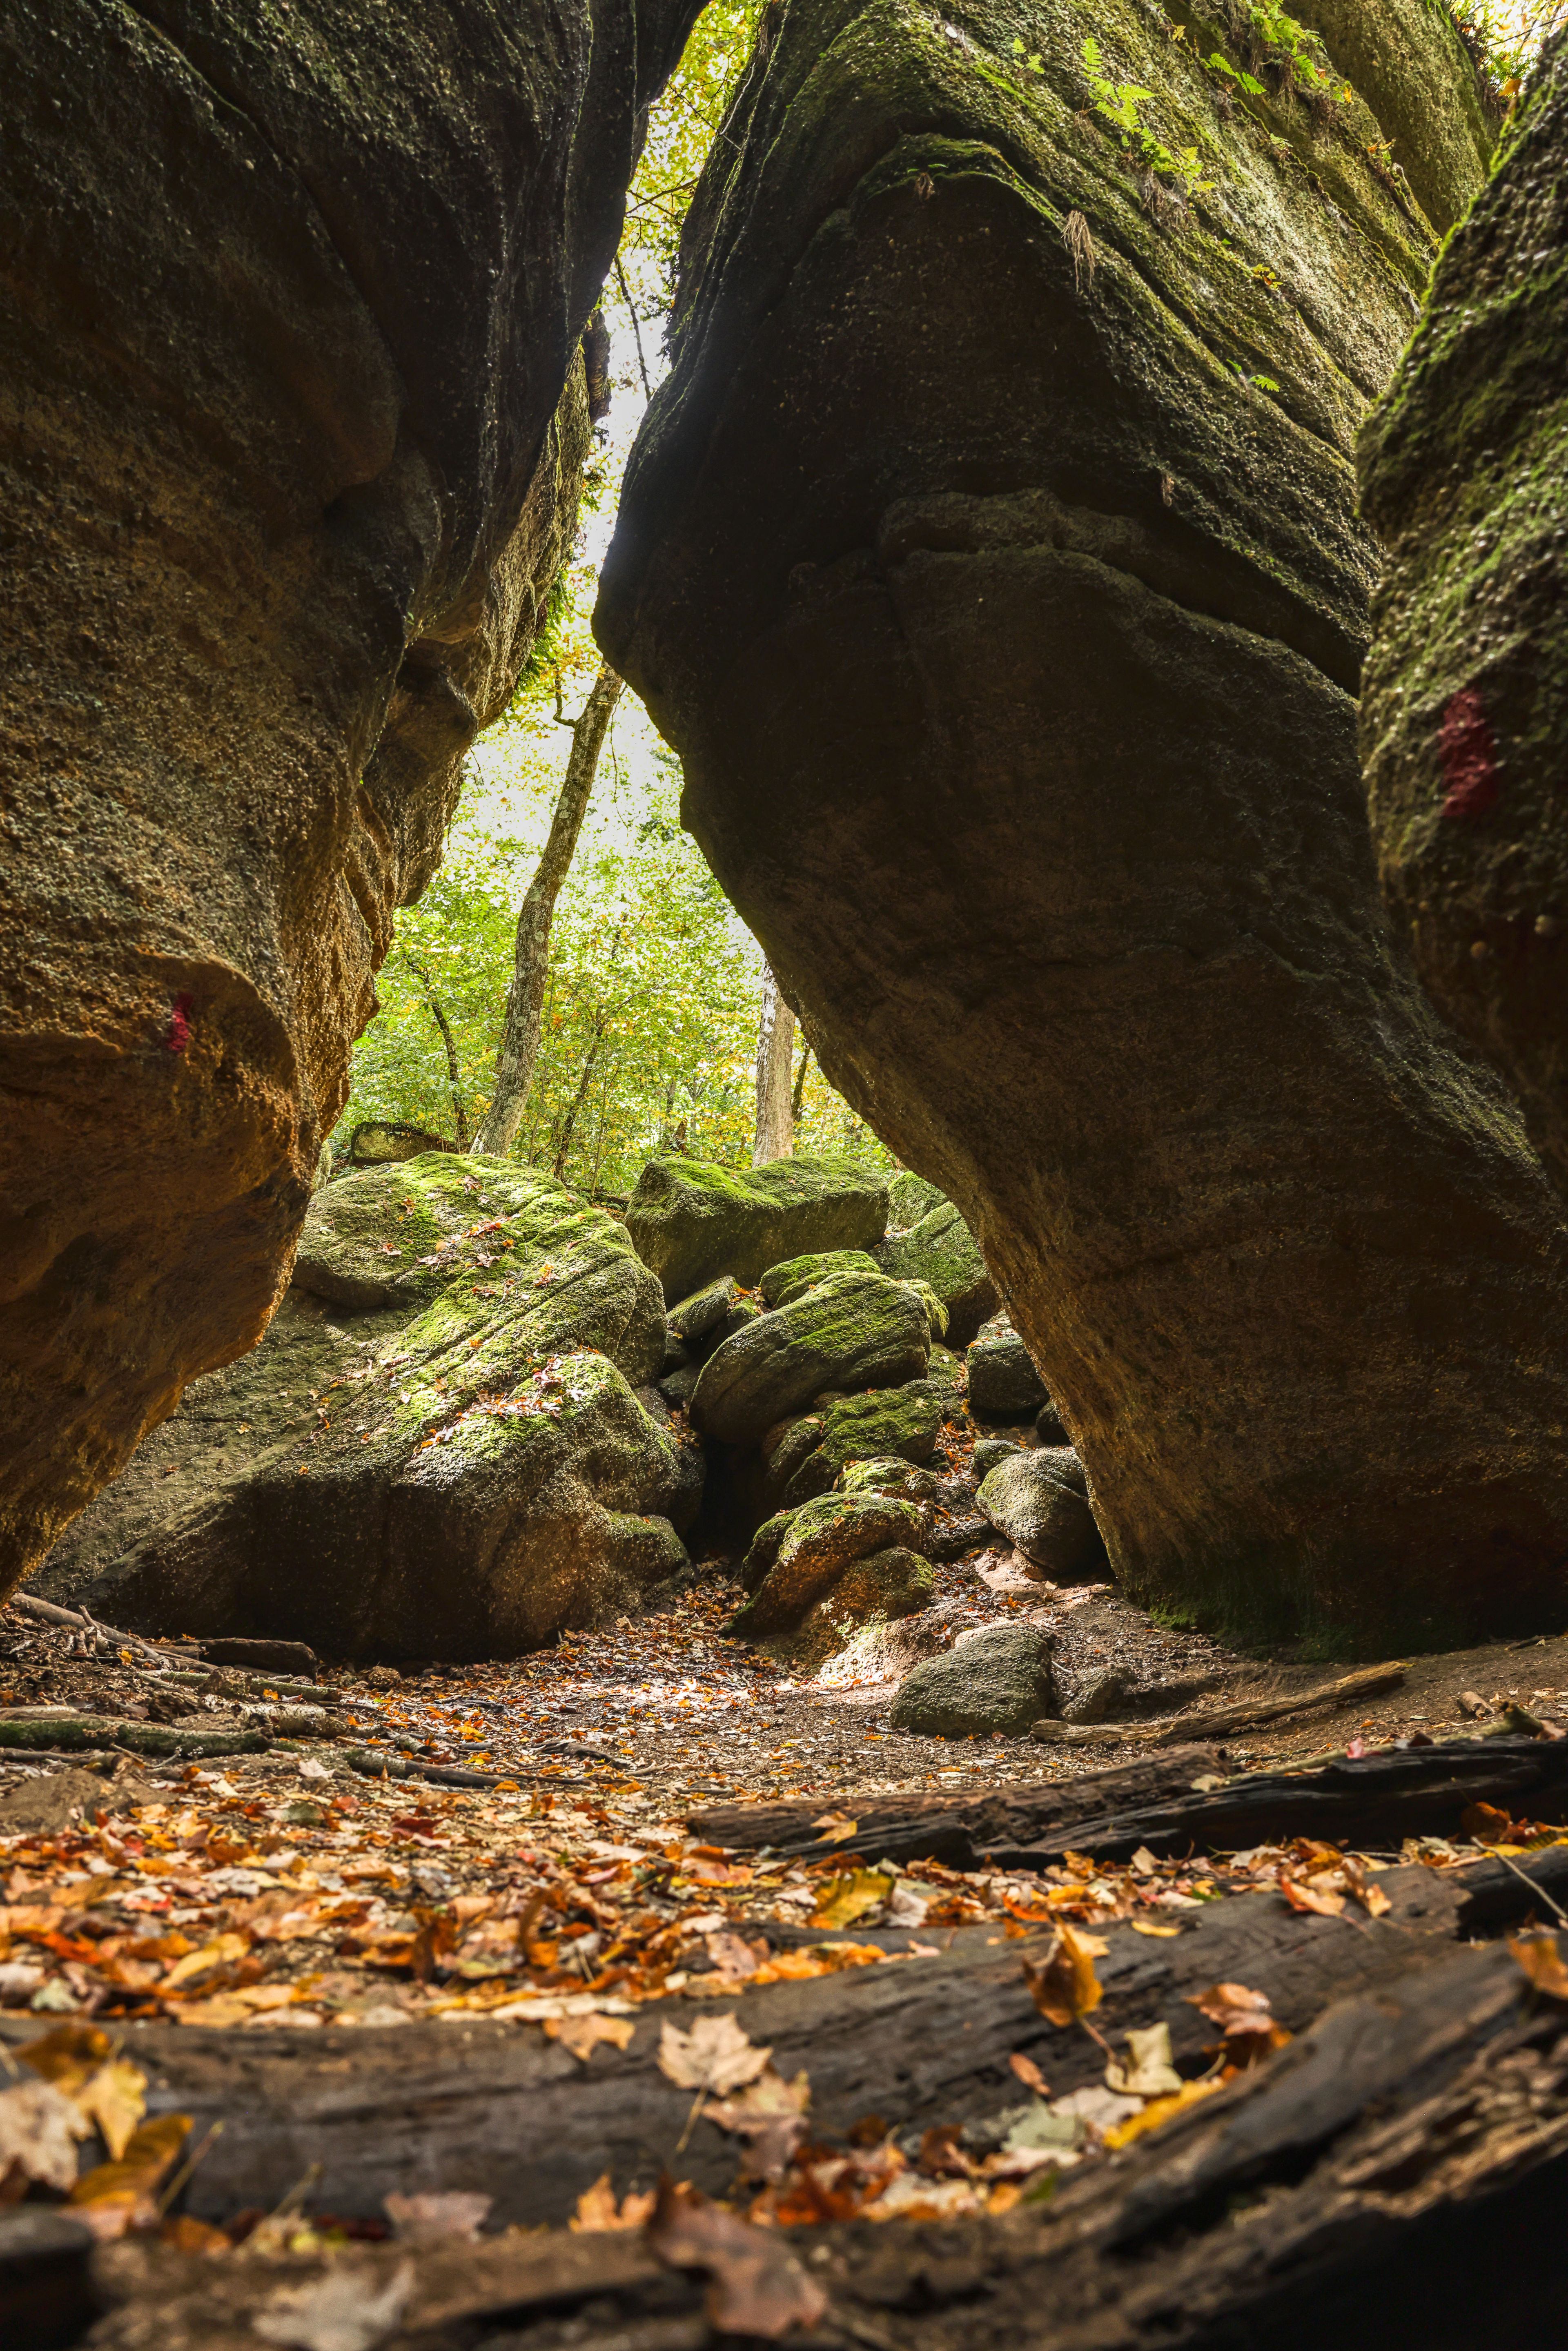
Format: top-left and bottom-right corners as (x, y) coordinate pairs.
(626, 1154), (890, 1300)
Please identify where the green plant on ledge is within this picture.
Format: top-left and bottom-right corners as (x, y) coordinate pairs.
(1081, 36), (1218, 204)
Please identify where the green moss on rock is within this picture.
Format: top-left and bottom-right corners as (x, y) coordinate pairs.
(626, 1154), (889, 1300)
(732, 1490), (925, 1633)
(690, 1268), (930, 1446)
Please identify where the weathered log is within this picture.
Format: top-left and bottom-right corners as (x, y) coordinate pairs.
(198, 1639), (318, 1680)
(692, 1738), (1568, 1869)
(0, 1716), (267, 1759)
(1029, 1661), (1408, 1747)
(78, 1937), (1568, 2351)
(0, 1856), (1494, 2232)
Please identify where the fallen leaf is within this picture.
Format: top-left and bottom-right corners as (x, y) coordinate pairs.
(1008, 2051), (1049, 2096)
(162, 1932), (249, 1990)
(703, 2065), (812, 2179)
(1129, 1920), (1183, 1939)
(658, 2012), (772, 2096)
(1022, 1925), (1106, 2028)
(1340, 1855), (1392, 1919)
(254, 2260), (415, 2351)
(1510, 1933), (1568, 2002)
(1102, 2077), (1225, 2149)
(1280, 1877), (1345, 1919)
(68, 2112), (192, 2238)
(545, 2012), (637, 2062)
(383, 2191), (492, 2242)
(810, 1869), (894, 1930)
(74, 2057), (148, 2162)
(0, 2077), (91, 2195)
(1461, 1802), (1516, 1846)
(1187, 1980), (1291, 2065)
(571, 2173), (659, 2232)
(810, 1812), (860, 1843)
(646, 2177), (828, 2337)
(16, 2021), (113, 2095)
(1105, 2022), (1184, 2098)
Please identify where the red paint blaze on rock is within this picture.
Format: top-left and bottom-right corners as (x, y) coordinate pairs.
(165, 994), (194, 1055)
(1439, 688), (1500, 820)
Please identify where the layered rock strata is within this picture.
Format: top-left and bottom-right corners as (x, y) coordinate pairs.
(0, 0), (698, 1597)
(1360, 31), (1568, 1186)
(599, 0), (1568, 1644)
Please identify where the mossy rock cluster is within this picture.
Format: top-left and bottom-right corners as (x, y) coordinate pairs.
(34, 1157), (693, 1659)
(626, 1154), (890, 1300)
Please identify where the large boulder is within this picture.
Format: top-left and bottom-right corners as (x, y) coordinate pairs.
(1360, 31), (1568, 1190)
(690, 1268), (930, 1446)
(600, 0), (1568, 1650)
(734, 1490), (924, 1633)
(889, 1624), (1058, 1738)
(875, 1194), (997, 1345)
(978, 1448), (1103, 1582)
(0, 0), (699, 1602)
(967, 1322), (1050, 1420)
(788, 1544), (934, 1669)
(625, 1155), (889, 1300)
(32, 1158), (692, 1658)
(759, 1378), (954, 1511)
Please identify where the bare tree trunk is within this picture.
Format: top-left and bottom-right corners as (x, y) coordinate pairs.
(792, 1039), (812, 1125)
(753, 964), (795, 1165)
(474, 665), (624, 1157)
(552, 1013), (608, 1181)
(404, 956), (468, 1148)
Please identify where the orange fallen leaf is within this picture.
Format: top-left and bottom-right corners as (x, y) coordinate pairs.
(1008, 2052), (1049, 2095)
(1022, 1925), (1106, 2028)
(1281, 1878), (1345, 1919)
(1102, 2077), (1224, 2149)
(545, 2012), (636, 2062)
(1510, 1933), (1568, 2001)
(646, 2177), (827, 2337)
(68, 2112), (192, 2239)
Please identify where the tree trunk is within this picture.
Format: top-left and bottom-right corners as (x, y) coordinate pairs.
(405, 957), (468, 1148)
(474, 665), (623, 1158)
(792, 1039), (812, 1123)
(752, 964), (795, 1165)
(552, 1012), (608, 1181)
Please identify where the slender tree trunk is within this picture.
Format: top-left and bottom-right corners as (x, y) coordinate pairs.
(792, 1041), (812, 1125)
(753, 965), (795, 1165)
(474, 665), (624, 1157)
(405, 957), (468, 1148)
(553, 1014), (608, 1181)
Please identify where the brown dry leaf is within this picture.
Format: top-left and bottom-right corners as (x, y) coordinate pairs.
(16, 2022), (112, 2096)
(570, 2173), (659, 2232)
(1022, 1925), (1107, 2028)
(1008, 2052), (1049, 2096)
(811, 1869), (894, 1931)
(68, 2111), (192, 2239)
(0, 2077), (91, 2195)
(1187, 1980), (1291, 2065)
(704, 2066), (812, 2180)
(1280, 1877), (1345, 1919)
(1510, 1933), (1568, 2002)
(545, 2012), (636, 2063)
(74, 2057), (148, 2162)
(1340, 1855), (1392, 1919)
(658, 2013), (772, 2096)
(1461, 1802), (1516, 1846)
(646, 2177), (828, 2337)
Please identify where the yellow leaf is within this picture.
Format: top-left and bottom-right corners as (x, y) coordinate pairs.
(162, 1932), (248, 1990)
(810, 1870), (894, 1930)
(69, 2113), (191, 2238)
(1130, 1920), (1183, 1939)
(1510, 1933), (1568, 2002)
(73, 2059), (148, 2162)
(17, 2023), (112, 2097)
(1102, 2078), (1223, 2149)
(1022, 1925), (1107, 2028)
(570, 2172), (659, 2232)
(810, 1811), (860, 1843)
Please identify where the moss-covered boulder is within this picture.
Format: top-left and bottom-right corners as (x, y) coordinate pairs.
(626, 1155), (889, 1300)
(968, 1324), (1050, 1420)
(690, 1268), (931, 1446)
(763, 1379), (953, 1510)
(733, 1490), (924, 1633)
(1360, 30), (1568, 1192)
(788, 1544), (935, 1668)
(760, 1250), (882, 1307)
(887, 1171), (946, 1228)
(667, 1276), (740, 1345)
(889, 1624), (1058, 1738)
(33, 1159), (691, 1658)
(978, 1448), (1102, 1581)
(875, 1196), (997, 1345)
(599, 0), (1568, 1650)
(837, 1455), (941, 1506)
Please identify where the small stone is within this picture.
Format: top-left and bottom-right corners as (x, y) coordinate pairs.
(888, 1624), (1057, 1738)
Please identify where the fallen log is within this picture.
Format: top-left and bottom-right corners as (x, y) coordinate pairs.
(691, 1738), (1568, 1869)
(0, 1715), (268, 1760)
(74, 1937), (1568, 2351)
(0, 1848), (1518, 2233)
(1029, 1660), (1407, 1747)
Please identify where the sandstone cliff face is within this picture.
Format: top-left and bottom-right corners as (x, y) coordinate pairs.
(1361, 31), (1568, 1189)
(600, 0), (1568, 1647)
(0, 0), (697, 1596)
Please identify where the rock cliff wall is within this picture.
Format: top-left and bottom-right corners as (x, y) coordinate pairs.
(599, 0), (1568, 1647)
(0, 0), (698, 1596)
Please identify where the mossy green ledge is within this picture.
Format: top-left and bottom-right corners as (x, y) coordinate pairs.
(626, 1154), (889, 1300)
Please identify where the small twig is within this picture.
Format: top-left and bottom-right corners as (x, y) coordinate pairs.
(615, 254), (653, 402)
(1493, 1848), (1568, 1927)
(673, 2085), (708, 2157)
(157, 2118), (225, 2217)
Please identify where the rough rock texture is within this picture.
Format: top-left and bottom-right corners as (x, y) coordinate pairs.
(1360, 31), (1568, 1191)
(33, 1158), (691, 1658)
(734, 1491), (925, 1633)
(760, 1249), (882, 1307)
(875, 1193), (997, 1344)
(0, 0), (700, 1602)
(625, 1154), (889, 1300)
(761, 1379), (954, 1511)
(968, 1325), (1050, 1420)
(813, 1609), (949, 1685)
(889, 1622), (1058, 1737)
(978, 1448), (1104, 1581)
(690, 1268), (931, 1446)
(601, 0), (1568, 1648)
(666, 1277), (740, 1346)
(788, 1542), (935, 1668)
